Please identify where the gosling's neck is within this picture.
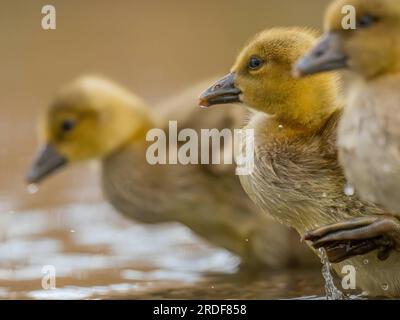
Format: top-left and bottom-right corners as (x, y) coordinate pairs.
(270, 93), (341, 138)
(263, 75), (341, 134)
(362, 44), (400, 81)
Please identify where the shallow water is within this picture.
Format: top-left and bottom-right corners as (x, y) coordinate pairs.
(0, 202), (325, 300)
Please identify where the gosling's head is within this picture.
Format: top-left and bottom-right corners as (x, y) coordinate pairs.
(294, 0), (400, 79)
(199, 28), (340, 127)
(27, 76), (150, 184)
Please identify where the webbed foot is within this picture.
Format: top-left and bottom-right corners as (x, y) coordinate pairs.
(304, 216), (400, 263)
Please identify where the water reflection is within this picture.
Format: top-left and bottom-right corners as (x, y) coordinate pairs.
(0, 202), (323, 299)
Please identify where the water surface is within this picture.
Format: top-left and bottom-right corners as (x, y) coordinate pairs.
(0, 202), (324, 299)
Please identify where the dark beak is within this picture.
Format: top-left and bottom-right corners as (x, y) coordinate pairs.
(198, 73), (241, 108)
(26, 143), (68, 184)
(293, 32), (348, 78)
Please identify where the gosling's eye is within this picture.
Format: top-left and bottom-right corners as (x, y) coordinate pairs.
(357, 14), (378, 28)
(61, 119), (76, 133)
(248, 56), (263, 70)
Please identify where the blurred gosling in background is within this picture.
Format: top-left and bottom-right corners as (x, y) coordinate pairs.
(27, 75), (316, 270)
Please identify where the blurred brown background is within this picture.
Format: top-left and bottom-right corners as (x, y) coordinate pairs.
(0, 0), (331, 212)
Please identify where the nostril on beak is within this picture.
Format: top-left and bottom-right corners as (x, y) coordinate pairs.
(315, 50), (324, 58)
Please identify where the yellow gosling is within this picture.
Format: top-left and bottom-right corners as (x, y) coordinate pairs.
(200, 27), (400, 297)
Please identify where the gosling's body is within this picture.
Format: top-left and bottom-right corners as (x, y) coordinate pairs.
(295, 0), (400, 214)
(241, 109), (400, 297)
(339, 75), (400, 214)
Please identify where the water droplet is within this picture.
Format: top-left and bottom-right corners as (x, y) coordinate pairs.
(278, 124), (283, 129)
(381, 283), (389, 291)
(211, 285), (215, 289)
(344, 183), (355, 197)
(245, 238), (249, 242)
(363, 259), (369, 265)
(27, 184), (39, 194)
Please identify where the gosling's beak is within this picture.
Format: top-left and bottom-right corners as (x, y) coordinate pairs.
(198, 73), (241, 108)
(293, 32), (348, 78)
(26, 143), (68, 184)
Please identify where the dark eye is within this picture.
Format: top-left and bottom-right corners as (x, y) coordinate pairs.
(248, 56), (263, 70)
(61, 119), (76, 133)
(358, 14), (378, 28)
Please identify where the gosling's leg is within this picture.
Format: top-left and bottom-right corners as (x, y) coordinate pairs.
(304, 216), (400, 262)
